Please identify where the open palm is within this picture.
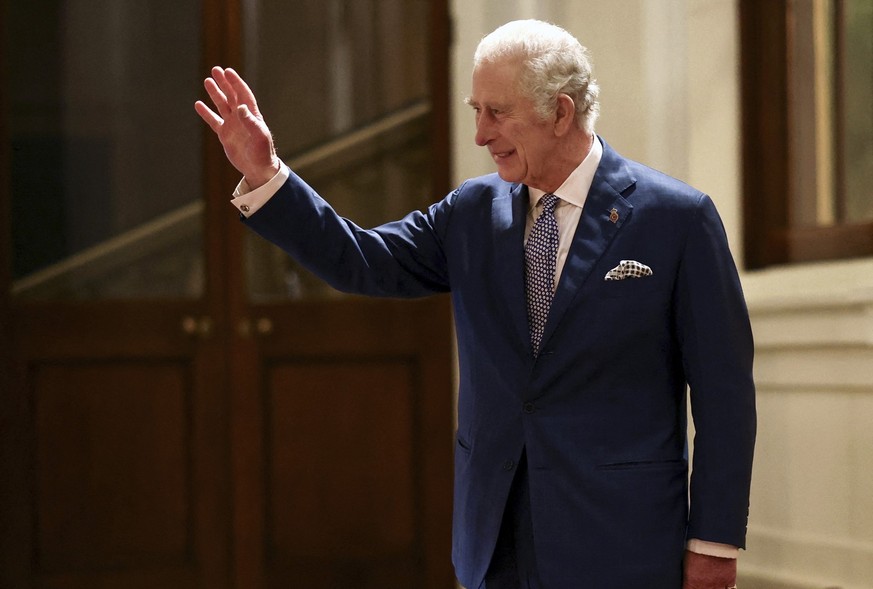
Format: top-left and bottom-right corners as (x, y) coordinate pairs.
(195, 67), (280, 188)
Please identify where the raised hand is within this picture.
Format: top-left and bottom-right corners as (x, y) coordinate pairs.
(195, 66), (281, 189)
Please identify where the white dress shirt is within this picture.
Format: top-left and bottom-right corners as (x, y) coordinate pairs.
(524, 136), (602, 290)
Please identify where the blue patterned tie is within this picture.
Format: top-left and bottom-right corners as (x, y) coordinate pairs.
(525, 193), (560, 357)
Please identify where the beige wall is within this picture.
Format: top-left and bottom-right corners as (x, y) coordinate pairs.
(449, 1), (873, 588)
(451, 0), (742, 255)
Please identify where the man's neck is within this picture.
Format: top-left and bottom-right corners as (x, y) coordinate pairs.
(538, 131), (595, 193)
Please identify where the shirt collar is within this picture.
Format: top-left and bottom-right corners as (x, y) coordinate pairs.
(529, 135), (603, 209)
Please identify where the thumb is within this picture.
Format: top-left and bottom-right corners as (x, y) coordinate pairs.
(237, 104), (263, 131)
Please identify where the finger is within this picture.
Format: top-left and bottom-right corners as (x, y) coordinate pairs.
(202, 77), (232, 118)
(194, 100), (224, 134)
(210, 66), (239, 109)
(224, 68), (260, 114)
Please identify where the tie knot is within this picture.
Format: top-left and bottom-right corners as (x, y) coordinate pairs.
(540, 193), (559, 213)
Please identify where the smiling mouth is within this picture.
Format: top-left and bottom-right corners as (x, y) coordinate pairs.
(491, 149), (515, 160)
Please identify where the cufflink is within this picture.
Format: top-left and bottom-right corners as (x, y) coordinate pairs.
(240, 204), (251, 213)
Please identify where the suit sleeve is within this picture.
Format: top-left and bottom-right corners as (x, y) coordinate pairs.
(675, 194), (756, 548)
(242, 168), (456, 298)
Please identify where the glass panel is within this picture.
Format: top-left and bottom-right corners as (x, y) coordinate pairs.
(786, 0), (873, 228)
(840, 0), (873, 222)
(787, 0), (835, 227)
(6, 0), (204, 300)
(241, 0), (432, 301)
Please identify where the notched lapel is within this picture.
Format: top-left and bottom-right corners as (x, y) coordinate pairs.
(540, 158), (635, 351)
(492, 183), (531, 355)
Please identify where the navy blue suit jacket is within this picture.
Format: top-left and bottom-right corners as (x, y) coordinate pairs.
(244, 138), (756, 588)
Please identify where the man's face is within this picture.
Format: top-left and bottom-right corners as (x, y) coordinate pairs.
(469, 60), (557, 190)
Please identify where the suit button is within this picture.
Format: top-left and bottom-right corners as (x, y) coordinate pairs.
(523, 402), (536, 414)
(502, 460), (515, 471)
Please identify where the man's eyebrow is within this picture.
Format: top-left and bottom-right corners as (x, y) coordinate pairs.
(465, 98), (510, 111)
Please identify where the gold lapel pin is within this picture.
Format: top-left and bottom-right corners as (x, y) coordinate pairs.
(609, 208), (619, 223)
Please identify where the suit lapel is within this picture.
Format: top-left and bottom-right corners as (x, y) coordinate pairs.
(539, 140), (636, 351)
(492, 182), (531, 355)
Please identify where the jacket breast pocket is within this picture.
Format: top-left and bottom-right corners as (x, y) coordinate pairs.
(598, 276), (662, 299)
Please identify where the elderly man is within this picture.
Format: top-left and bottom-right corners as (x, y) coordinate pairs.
(196, 19), (755, 589)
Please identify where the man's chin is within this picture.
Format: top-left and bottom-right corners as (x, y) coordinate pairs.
(495, 167), (522, 184)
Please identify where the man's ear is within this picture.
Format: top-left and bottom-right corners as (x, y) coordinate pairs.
(554, 93), (576, 136)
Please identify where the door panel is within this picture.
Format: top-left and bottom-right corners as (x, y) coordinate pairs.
(243, 0), (433, 303)
(6, 0), (204, 301)
(267, 360), (418, 588)
(3, 303), (230, 589)
(34, 361), (192, 574)
(240, 299), (454, 589)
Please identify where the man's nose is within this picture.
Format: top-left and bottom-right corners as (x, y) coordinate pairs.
(475, 113), (493, 146)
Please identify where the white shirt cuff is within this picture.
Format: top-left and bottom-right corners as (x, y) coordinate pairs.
(230, 163), (290, 218)
(686, 539), (739, 559)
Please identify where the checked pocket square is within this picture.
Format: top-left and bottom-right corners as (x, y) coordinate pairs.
(604, 260), (653, 281)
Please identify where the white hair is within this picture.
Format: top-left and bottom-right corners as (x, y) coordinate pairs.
(473, 20), (600, 134)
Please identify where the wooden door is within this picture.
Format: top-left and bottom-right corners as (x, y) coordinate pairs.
(0, 1), (454, 588)
(0, 1), (235, 587)
(228, 2), (454, 587)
